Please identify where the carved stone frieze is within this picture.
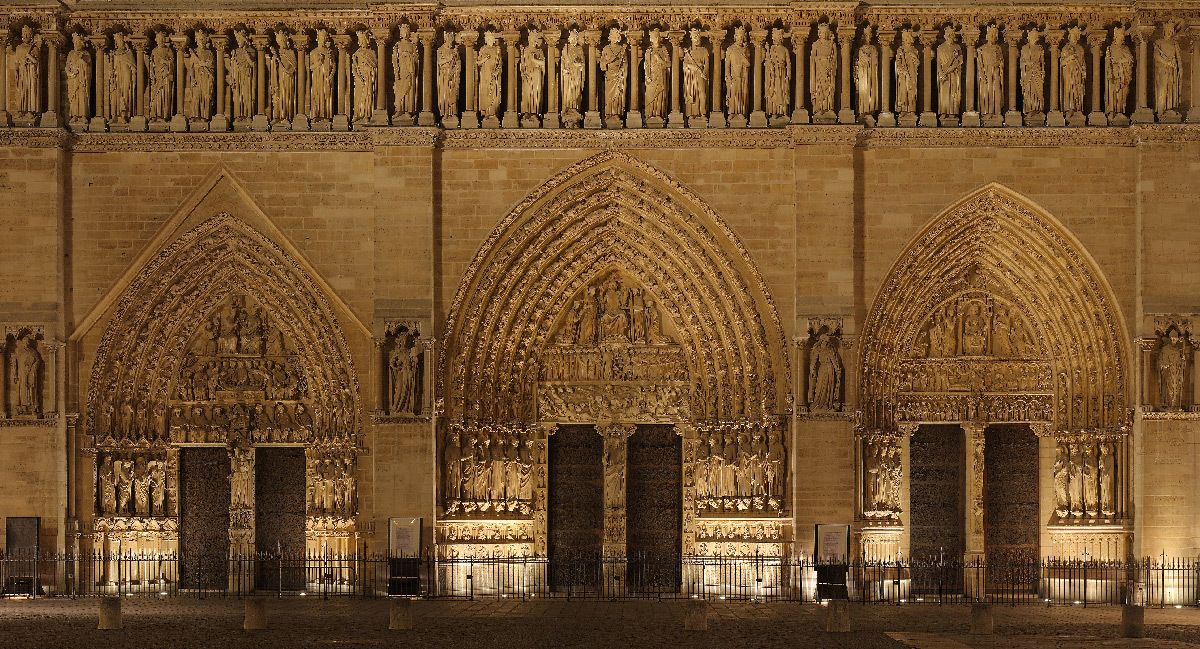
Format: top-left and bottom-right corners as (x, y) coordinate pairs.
(437, 520), (534, 544)
(442, 422), (534, 518)
(694, 420), (786, 515)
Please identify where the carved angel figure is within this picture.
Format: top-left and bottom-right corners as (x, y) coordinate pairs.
(809, 24), (837, 116)
(725, 27), (750, 117)
(148, 31), (175, 121)
(1105, 26), (1134, 116)
(643, 29), (671, 119)
(476, 31), (503, 118)
(351, 30), (377, 123)
(393, 25), (419, 118)
(854, 25), (879, 115)
(682, 29), (709, 118)
(184, 29), (217, 121)
(1060, 27), (1086, 115)
(520, 29), (546, 117)
(267, 30), (297, 124)
(599, 29), (627, 117)
(437, 32), (460, 119)
(936, 27), (963, 116)
(1020, 30), (1046, 114)
(1154, 22), (1182, 115)
(894, 30), (920, 115)
(65, 33), (92, 120)
(976, 26), (1004, 116)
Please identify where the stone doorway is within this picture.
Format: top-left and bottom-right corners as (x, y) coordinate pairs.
(908, 424), (965, 563)
(548, 425), (603, 591)
(255, 447), (307, 591)
(179, 448), (231, 590)
(626, 425), (682, 592)
(984, 424), (1040, 594)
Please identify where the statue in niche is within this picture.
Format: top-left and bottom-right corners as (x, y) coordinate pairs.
(560, 30), (585, 122)
(351, 30), (377, 123)
(1099, 442), (1115, 516)
(267, 29), (297, 124)
(13, 333), (42, 417)
(388, 327), (422, 416)
(854, 25), (879, 115)
(1020, 30), (1045, 115)
(960, 303), (988, 355)
(436, 31), (460, 120)
(148, 31), (174, 121)
(108, 33), (136, 122)
(1082, 443), (1098, 516)
(809, 23), (837, 118)
(520, 29), (546, 120)
(643, 29), (671, 120)
(392, 24), (419, 121)
(976, 26), (1004, 117)
(1105, 26), (1134, 117)
(1060, 27), (1086, 116)
(185, 29), (217, 122)
(1154, 22), (1182, 117)
(808, 333), (842, 412)
(725, 26), (750, 118)
(764, 28), (791, 118)
(309, 29), (336, 120)
(227, 29), (256, 121)
(10, 26), (40, 117)
(894, 30), (920, 116)
(65, 33), (91, 120)
(1156, 328), (1187, 410)
(600, 28), (627, 118)
(476, 31), (503, 119)
(937, 27), (963, 117)
(682, 28), (708, 118)
(1052, 443), (1069, 518)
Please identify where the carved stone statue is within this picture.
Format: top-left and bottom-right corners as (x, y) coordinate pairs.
(184, 29), (217, 122)
(10, 26), (41, 117)
(1067, 443), (1083, 516)
(13, 334), (42, 416)
(1157, 328), (1187, 410)
(1105, 26), (1134, 116)
(895, 30), (920, 115)
(227, 29), (256, 121)
(682, 28), (708, 118)
(268, 29), (297, 124)
(808, 334), (842, 412)
(603, 437), (625, 507)
(1020, 30), (1045, 115)
(854, 25), (879, 115)
(1053, 443), (1069, 518)
(936, 27), (963, 117)
(309, 29), (336, 120)
(351, 30), (377, 123)
(437, 31), (460, 120)
(1061, 27), (1086, 116)
(1099, 443), (1115, 516)
(1154, 22), (1182, 117)
(520, 29), (546, 119)
(476, 31), (503, 119)
(600, 29), (627, 118)
(148, 31), (175, 121)
(809, 24), (837, 117)
(99, 457), (117, 514)
(108, 33), (136, 122)
(725, 27), (750, 118)
(1082, 443), (1098, 516)
(765, 27), (792, 118)
(643, 29), (671, 121)
(560, 30), (585, 121)
(393, 25), (419, 120)
(65, 33), (92, 121)
(977, 26), (1004, 117)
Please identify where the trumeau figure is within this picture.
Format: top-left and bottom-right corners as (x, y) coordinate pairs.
(227, 29), (256, 121)
(808, 333), (843, 412)
(13, 334), (42, 416)
(1020, 29), (1046, 115)
(309, 29), (336, 120)
(476, 30), (503, 119)
(809, 23), (837, 118)
(268, 30), (297, 124)
(600, 29), (627, 118)
(1105, 25), (1134, 117)
(1157, 328), (1187, 410)
(725, 26), (750, 118)
(148, 31), (174, 121)
(108, 32), (136, 122)
(520, 29), (546, 119)
(1061, 26), (1086, 116)
(936, 26), (963, 117)
(644, 28), (671, 121)
(185, 29), (217, 121)
(393, 24), (419, 120)
(437, 31), (461, 119)
(351, 30), (377, 123)
(895, 30), (920, 115)
(1154, 22), (1182, 117)
(977, 26), (1004, 117)
(682, 28), (708, 118)
(65, 33), (92, 121)
(765, 27), (791, 118)
(854, 25), (879, 115)
(10, 26), (40, 116)
(560, 29), (585, 121)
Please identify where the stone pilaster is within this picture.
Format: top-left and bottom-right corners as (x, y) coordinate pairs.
(418, 29), (436, 126)
(170, 34), (189, 131)
(792, 24), (810, 123)
(585, 29), (603, 129)
(667, 30), (685, 128)
(708, 28), (726, 127)
(837, 25), (855, 123)
(749, 28), (767, 127)
(1046, 29), (1065, 126)
(332, 34), (351, 131)
(961, 27), (980, 126)
(41, 32), (63, 127)
(1087, 28), (1108, 126)
(1188, 24), (1200, 122)
(877, 29), (895, 126)
(290, 33), (310, 130)
(625, 30), (643, 128)
(918, 29), (937, 127)
(460, 31), (479, 128)
(501, 30), (520, 128)
(1131, 25), (1156, 123)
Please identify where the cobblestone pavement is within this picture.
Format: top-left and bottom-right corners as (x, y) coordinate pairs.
(0, 598), (1198, 648)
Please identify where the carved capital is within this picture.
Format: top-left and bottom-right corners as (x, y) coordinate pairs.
(597, 422), (637, 439)
(1045, 29), (1065, 46)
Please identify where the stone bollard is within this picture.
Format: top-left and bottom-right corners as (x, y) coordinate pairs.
(389, 598), (413, 630)
(825, 599), (851, 633)
(1122, 604), (1145, 638)
(970, 603), (994, 635)
(244, 597), (267, 631)
(683, 599), (708, 631)
(98, 597), (122, 630)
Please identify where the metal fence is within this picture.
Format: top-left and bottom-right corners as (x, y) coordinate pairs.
(2, 551), (1198, 606)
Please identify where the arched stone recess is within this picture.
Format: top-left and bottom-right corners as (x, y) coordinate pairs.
(438, 151), (790, 561)
(857, 183), (1132, 560)
(78, 170), (365, 566)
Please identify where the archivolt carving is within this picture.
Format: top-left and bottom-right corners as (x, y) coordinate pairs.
(861, 185), (1129, 433)
(440, 151), (789, 427)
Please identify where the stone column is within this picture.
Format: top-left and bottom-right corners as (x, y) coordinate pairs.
(877, 29), (895, 126)
(89, 35), (107, 131)
(170, 34), (188, 132)
(962, 27), (980, 126)
(1189, 24), (1200, 122)
(1003, 28), (1023, 126)
(626, 29), (643, 128)
(0, 29), (9, 126)
(708, 28), (726, 127)
(209, 35), (228, 131)
(251, 34), (270, 130)
(41, 32), (63, 127)
(373, 28), (390, 125)
(1087, 29), (1107, 126)
(749, 28), (767, 127)
(1132, 25), (1155, 123)
(418, 29), (436, 126)
(130, 37), (148, 131)
(460, 31), (479, 128)
(599, 423), (635, 595)
(667, 29), (685, 128)
(792, 25), (810, 123)
(962, 421), (986, 600)
(585, 29), (602, 128)
(837, 25), (856, 123)
(291, 33), (309, 131)
(501, 30), (520, 128)
(918, 29), (937, 126)
(543, 29), (561, 128)
(1046, 29), (1065, 126)
(373, 338), (388, 416)
(332, 34), (351, 130)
